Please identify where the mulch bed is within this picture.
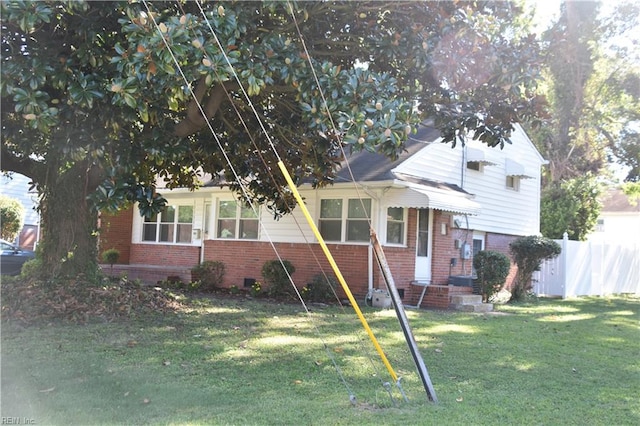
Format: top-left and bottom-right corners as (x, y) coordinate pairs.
(1, 276), (183, 325)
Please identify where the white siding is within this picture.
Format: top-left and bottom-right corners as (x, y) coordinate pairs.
(394, 125), (545, 236)
(256, 189), (317, 243)
(0, 173), (40, 226)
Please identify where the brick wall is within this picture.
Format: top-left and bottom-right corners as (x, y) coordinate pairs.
(203, 240), (377, 299)
(485, 233), (520, 290)
(99, 208), (134, 263)
(130, 243), (201, 268)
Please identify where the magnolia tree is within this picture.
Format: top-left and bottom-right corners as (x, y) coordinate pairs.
(1, 1), (544, 280)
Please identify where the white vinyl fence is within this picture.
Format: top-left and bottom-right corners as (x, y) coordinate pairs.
(534, 233), (640, 298)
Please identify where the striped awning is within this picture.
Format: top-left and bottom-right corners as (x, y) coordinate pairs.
(505, 159), (534, 179)
(387, 178), (482, 215)
(467, 147), (497, 165)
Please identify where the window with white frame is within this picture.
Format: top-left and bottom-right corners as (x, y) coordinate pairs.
(319, 198), (371, 242)
(386, 207), (405, 245)
(506, 175), (520, 191)
(216, 200), (259, 239)
(347, 199), (371, 241)
(142, 205), (193, 244)
(319, 199), (342, 241)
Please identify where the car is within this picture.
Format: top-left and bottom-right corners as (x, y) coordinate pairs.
(1, 239), (36, 275)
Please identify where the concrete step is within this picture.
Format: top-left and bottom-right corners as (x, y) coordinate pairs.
(452, 302), (494, 313)
(450, 294), (483, 305)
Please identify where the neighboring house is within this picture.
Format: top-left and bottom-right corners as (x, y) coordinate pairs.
(99, 123), (546, 308)
(589, 188), (640, 242)
(0, 173), (40, 250)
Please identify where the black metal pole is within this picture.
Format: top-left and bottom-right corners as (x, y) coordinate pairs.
(371, 232), (438, 403)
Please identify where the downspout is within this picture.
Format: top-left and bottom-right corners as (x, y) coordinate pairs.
(360, 186), (380, 296)
(368, 244), (373, 294)
(461, 144), (467, 189)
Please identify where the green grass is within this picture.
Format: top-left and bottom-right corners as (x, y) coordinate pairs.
(2, 295), (639, 425)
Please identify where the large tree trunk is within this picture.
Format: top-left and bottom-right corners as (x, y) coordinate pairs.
(38, 160), (100, 280)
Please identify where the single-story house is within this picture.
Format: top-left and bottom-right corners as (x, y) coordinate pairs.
(99, 123), (546, 308)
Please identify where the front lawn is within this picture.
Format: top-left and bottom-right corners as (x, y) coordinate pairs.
(2, 294), (638, 425)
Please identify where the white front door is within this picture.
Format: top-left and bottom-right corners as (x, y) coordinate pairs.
(414, 208), (433, 282)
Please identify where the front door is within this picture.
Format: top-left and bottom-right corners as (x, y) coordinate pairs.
(414, 208), (433, 282)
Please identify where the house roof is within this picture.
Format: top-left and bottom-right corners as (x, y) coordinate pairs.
(601, 189), (640, 213)
(334, 125), (441, 183)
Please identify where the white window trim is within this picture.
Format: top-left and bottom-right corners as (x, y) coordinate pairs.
(141, 203), (195, 245)
(318, 197), (373, 244)
(384, 206), (408, 247)
(214, 199), (260, 240)
(506, 175), (521, 191)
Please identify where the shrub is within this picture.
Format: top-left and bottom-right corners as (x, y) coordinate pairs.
(191, 261), (225, 292)
(0, 195), (24, 242)
(509, 235), (561, 302)
(20, 257), (44, 280)
(473, 251), (511, 302)
(303, 274), (338, 303)
(261, 259), (295, 298)
(250, 281), (262, 297)
(101, 248), (120, 270)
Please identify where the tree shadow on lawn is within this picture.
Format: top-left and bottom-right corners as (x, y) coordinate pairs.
(1, 294), (638, 425)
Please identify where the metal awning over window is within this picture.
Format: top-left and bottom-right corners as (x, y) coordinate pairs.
(505, 159), (534, 179)
(466, 147), (497, 165)
(388, 177), (482, 215)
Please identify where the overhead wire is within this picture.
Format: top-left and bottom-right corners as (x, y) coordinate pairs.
(283, 0), (403, 401)
(142, 0), (358, 401)
(190, 0), (399, 385)
(191, 0), (404, 401)
(142, 0), (407, 404)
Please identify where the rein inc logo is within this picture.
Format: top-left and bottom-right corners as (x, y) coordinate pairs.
(1, 419), (35, 425)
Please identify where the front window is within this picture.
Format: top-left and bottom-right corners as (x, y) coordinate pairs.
(319, 199), (342, 241)
(216, 200), (259, 239)
(319, 198), (372, 242)
(386, 207), (405, 245)
(143, 205), (193, 243)
(347, 199), (371, 242)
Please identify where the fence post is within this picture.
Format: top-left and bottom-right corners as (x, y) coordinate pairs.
(562, 232), (569, 299)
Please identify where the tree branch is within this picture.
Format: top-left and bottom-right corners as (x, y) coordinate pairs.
(0, 143), (41, 180)
(174, 79), (239, 137)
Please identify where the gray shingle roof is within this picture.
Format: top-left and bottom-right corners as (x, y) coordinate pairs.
(335, 125), (441, 183)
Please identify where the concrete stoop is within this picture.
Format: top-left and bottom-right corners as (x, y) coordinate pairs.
(449, 294), (493, 313)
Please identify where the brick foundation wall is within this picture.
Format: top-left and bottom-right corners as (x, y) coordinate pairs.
(99, 208), (134, 264)
(130, 243), (201, 268)
(203, 240), (381, 299)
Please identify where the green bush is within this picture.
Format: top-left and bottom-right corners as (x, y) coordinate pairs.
(261, 259), (295, 298)
(509, 235), (561, 302)
(473, 251), (511, 302)
(0, 195), (24, 242)
(20, 257), (44, 280)
(303, 274), (338, 303)
(191, 261), (225, 292)
(250, 281), (262, 297)
(101, 248), (120, 269)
